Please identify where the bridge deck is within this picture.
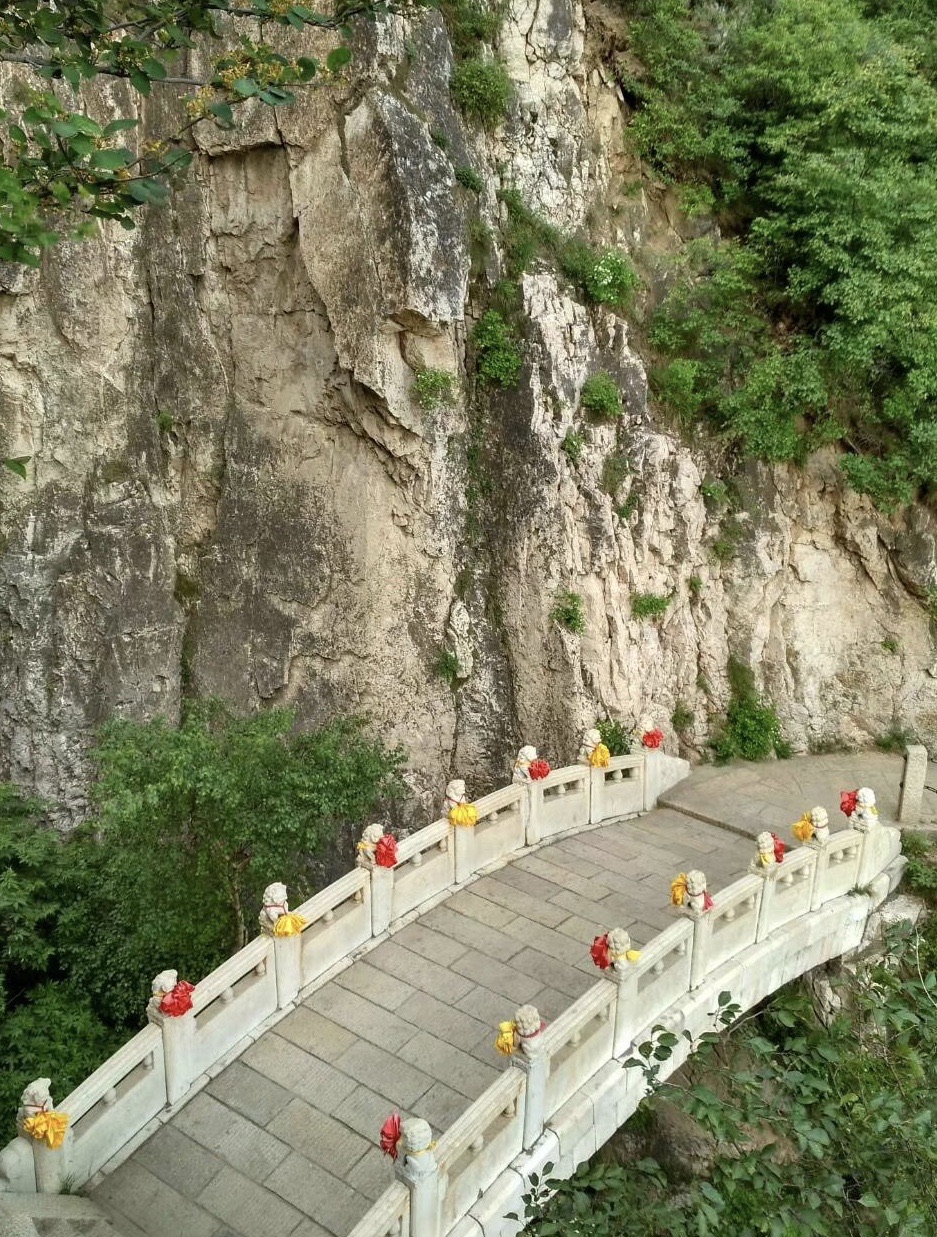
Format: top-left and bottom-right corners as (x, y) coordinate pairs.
(88, 752), (915, 1237)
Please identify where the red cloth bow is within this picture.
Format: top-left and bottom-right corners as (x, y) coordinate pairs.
(159, 980), (195, 1017)
(840, 789), (858, 817)
(375, 835), (398, 868)
(529, 759), (551, 780)
(380, 1113), (402, 1159)
(702, 891), (714, 911)
(642, 729), (664, 749)
(590, 933), (611, 970)
(771, 833), (786, 865)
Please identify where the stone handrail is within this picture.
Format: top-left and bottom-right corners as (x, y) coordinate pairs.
(348, 817), (905, 1237)
(0, 748), (688, 1196)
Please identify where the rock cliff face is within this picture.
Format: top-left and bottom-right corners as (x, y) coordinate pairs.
(1, 0), (935, 822)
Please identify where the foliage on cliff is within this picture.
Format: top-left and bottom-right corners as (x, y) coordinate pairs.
(0, 0), (413, 265)
(522, 920), (937, 1235)
(625, 0), (937, 509)
(0, 704), (405, 1139)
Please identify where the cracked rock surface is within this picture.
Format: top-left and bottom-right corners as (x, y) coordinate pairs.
(0, 3), (935, 823)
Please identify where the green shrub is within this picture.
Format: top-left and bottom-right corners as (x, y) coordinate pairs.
(671, 702), (694, 732)
(630, 0), (937, 509)
(582, 249), (639, 309)
(710, 658), (788, 763)
(597, 719), (632, 756)
(875, 722), (917, 753)
(413, 367), (456, 410)
(561, 430), (585, 465)
(881, 636), (900, 654)
(472, 310), (522, 386)
(581, 372), (622, 418)
(688, 574), (703, 598)
(616, 490), (641, 520)
(631, 592), (670, 620)
(434, 648), (461, 687)
(442, 0), (503, 57)
(450, 58), (513, 126)
(551, 589), (586, 634)
(430, 129), (450, 150)
(455, 164), (484, 193)
(602, 452), (630, 496)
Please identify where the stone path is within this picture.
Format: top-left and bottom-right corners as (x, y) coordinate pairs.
(88, 753), (914, 1237)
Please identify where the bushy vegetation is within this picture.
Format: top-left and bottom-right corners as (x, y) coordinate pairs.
(561, 430), (586, 465)
(631, 591), (670, 620)
(581, 373), (623, 419)
(413, 367), (456, 410)
(472, 310), (523, 386)
(455, 165), (485, 193)
(450, 58), (513, 126)
(499, 190), (639, 310)
(551, 590), (586, 634)
(710, 658), (790, 762)
(522, 919), (937, 1236)
(597, 719), (632, 756)
(0, 704), (405, 1139)
(626, 0), (937, 509)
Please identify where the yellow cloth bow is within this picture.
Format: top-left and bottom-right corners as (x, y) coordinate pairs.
(758, 851), (773, 867)
(23, 1111), (69, 1150)
(670, 874), (688, 906)
(273, 912), (306, 937)
(589, 743), (611, 769)
(610, 948), (642, 963)
(449, 803), (479, 828)
(792, 813), (814, 843)
(495, 1021), (517, 1056)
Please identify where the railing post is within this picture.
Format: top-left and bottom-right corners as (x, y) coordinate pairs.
(642, 751), (655, 810)
(611, 940), (640, 1057)
(525, 779), (542, 846)
(395, 1118), (440, 1237)
(259, 882), (303, 1009)
(509, 1005), (547, 1150)
(146, 971), (195, 1106)
(16, 1080), (70, 1194)
(899, 744), (928, 825)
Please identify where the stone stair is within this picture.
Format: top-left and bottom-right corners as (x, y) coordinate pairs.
(0, 1195), (131, 1237)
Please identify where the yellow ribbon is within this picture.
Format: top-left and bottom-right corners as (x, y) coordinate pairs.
(670, 874), (688, 907)
(23, 1111), (69, 1150)
(495, 1021), (517, 1056)
(792, 813), (814, 843)
(273, 912), (306, 937)
(589, 743), (611, 769)
(610, 948), (641, 963)
(758, 851), (773, 867)
(449, 803), (479, 828)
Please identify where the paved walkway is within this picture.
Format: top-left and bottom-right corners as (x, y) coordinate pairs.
(88, 753), (914, 1237)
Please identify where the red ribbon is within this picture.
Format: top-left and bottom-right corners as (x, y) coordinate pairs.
(703, 891), (714, 911)
(529, 759), (551, 780)
(590, 933), (611, 970)
(375, 835), (398, 868)
(840, 789), (858, 818)
(771, 833), (786, 865)
(159, 980), (195, 1017)
(642, 728), (664, 749)
(380, 1113), (402, 1159)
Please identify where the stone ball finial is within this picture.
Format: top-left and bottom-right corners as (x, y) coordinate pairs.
(514, 1004), (542, 1038)
(399, 1117), (434, 1158)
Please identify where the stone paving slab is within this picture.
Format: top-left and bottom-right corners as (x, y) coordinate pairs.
(92, 754), (898, 1237)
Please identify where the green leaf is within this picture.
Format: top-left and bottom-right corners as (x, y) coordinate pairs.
(91, 148), (132, 171)
(2, 457), (30, 480)
(232, 78), (259, 97)
(326, 46), (352, 73)
(102, 119), (139, 137)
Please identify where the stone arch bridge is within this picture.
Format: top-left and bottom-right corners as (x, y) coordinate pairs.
(0, 746), (925, 1237)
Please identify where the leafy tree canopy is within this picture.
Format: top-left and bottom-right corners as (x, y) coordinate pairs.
(0, 0), (416, 265)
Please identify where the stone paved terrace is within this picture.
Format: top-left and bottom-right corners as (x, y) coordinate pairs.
(86, 752), (918, 1237)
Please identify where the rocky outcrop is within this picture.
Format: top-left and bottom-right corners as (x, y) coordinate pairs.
(0, 2), (935, 822)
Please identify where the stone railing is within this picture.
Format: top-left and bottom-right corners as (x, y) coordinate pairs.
(0, 747), (688, 1197)
(349, 811), (906, 1237)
